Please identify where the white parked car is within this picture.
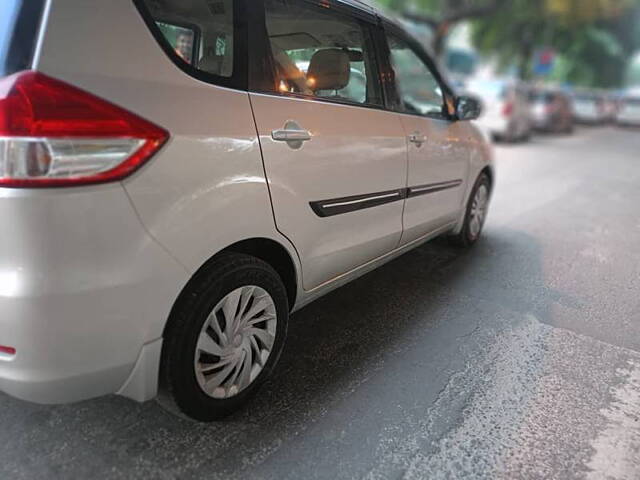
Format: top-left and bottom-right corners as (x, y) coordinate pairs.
(572, 91), (606, 124)
(616, 96), (640, 127)
(466, 78), (532, 142)
(0, 0), (493, 421)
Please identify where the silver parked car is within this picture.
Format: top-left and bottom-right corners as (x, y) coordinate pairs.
(0, 0), (493, 421)
(529, 88), (574, 134)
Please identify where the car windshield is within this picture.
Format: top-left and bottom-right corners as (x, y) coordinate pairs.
(0, 0), (46, 77)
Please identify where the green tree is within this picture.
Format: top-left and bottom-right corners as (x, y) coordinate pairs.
(376, 0), (509, 56)
(471, 0), (640, 87)
(376, 0), (640, 88)
(628, 55), (640, 86)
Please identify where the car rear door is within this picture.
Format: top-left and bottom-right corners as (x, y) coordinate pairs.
(382, 26), (470, 246)
(248, 0), (408, 291)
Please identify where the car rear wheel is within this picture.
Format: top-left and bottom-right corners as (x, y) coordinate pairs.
(449, 173), (492, 248)
(160, 253), (289, 421)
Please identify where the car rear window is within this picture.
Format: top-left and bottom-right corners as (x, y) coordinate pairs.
(135, 0), (235, 78)
(0, 0), (46, 77)
(530, 91), (554, 103)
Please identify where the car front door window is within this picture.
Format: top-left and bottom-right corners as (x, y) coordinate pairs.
(387, 33), (445, 118)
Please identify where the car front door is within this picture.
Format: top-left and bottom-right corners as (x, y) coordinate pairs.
(383, 29), (471, 246)
(249, 0), (408, 290)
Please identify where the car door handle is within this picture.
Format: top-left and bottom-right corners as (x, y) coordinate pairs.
(272, 129), (312, 142)
(408, 132), (427, 147)
(271, 120), (312, 146)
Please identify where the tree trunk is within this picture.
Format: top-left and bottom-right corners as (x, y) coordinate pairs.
(518, 41), (534, 80)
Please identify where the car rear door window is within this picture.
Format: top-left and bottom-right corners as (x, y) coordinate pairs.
(136, 0), (234, 78)
(263, 0), (382, 107)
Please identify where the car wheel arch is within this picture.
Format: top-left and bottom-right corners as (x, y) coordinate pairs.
(163, 238), (299, 339)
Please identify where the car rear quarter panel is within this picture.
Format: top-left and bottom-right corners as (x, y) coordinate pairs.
(35, 0), (301, 295)
(29, 0), (305, 375)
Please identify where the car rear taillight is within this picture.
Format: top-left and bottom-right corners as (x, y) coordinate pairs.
(502, 102), (514, 116)
(0, 71), (169, 187)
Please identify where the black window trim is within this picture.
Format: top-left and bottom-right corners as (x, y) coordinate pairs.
(132, 0), (249, 91)
(249, 0), (389, 113)
(379, 20), (457, 122)
(0, 0), (48, 77)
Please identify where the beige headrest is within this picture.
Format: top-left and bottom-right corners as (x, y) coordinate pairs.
(307, 49), (351, 91)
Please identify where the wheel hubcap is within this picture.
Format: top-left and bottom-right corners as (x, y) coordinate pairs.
(469, 185), (489, 239)
(194, 286), (277, 399)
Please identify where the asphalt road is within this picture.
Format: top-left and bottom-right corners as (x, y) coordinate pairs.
(2, 126), (640, 480)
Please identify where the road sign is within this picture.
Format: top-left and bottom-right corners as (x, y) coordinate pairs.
(534, 48), (556, 76)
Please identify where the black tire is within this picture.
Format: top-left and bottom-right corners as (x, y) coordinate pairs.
(448, 173), (492, 248)
(160, 253), (289, 422)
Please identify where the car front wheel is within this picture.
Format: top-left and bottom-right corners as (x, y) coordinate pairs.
(449, 173), (492, 248)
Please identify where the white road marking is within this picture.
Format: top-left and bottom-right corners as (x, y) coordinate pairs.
(587, 360), (640, 480)
(364, 314), (640, 480)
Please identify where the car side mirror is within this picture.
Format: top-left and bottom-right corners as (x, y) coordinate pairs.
(455, 95), (482, 121)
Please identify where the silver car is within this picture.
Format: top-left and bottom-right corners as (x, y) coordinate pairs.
(0, 0), (493, 421)
(529, 88), (574, 134)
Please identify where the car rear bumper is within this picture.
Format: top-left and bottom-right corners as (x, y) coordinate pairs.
(531, 112), (552, 129)
(0, 184), (187, 404)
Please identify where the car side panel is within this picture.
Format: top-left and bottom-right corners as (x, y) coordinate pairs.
(35, 0), (301, 349)
(250, 93), (407, 291)
(36, 0), (300, 285)
(398, 115), (471, 245)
